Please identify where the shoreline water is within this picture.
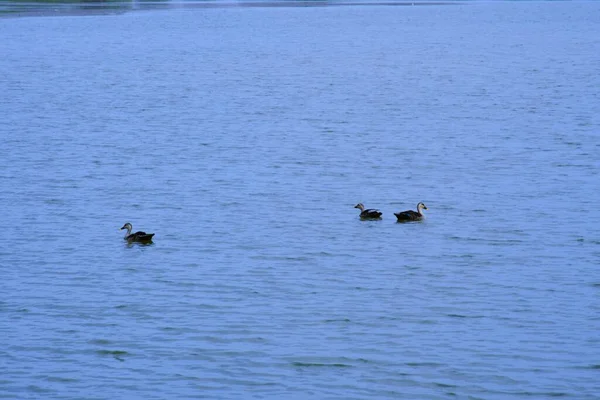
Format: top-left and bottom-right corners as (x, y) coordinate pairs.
(1, 0), (460, 18)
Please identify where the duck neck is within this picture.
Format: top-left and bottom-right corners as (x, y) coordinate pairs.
(417, 204), (423, 216)
(123, 226), (132, 238)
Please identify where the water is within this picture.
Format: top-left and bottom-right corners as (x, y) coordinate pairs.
(1, 2), (599, 399)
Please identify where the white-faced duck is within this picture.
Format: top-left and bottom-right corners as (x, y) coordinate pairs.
(354, 203), (383, 220)
(394, 202), (427, 222)
(120, 222), (155, 243)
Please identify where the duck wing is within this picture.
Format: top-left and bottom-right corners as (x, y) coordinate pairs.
(394, 210), (419, 221)
(361, 209), (382, 218)
(127, 231), (155, 242)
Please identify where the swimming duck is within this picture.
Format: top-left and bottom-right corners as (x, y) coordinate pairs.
(394, 202), (427, 222)
(120, 222), (155, 243)
(354, 203), (383, 220)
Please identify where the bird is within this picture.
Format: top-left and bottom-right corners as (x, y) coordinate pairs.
(120, 222), (155, 243)
(354, 203), (383, 220)
(394, 202), (427, 222)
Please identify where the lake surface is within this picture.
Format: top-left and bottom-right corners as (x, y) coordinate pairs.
(1, 1), (599, 399)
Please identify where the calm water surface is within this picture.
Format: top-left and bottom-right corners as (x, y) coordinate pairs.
(1, 2), (599, 399)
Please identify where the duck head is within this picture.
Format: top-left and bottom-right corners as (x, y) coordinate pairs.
(354, 203), (365, 211)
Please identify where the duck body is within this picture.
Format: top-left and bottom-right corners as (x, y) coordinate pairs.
(354, 203), (382, 220)
(121, 223), (155, 243)
(394, 202), (427, 222)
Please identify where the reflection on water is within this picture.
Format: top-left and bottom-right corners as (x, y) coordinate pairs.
(1, 0), (459, 17)
(1, 1), (168, 16)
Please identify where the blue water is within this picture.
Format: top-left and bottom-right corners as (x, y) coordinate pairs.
(1, 2), (599, 399)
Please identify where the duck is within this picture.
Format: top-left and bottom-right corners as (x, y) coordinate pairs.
(120, 222), (155, 243)
(394, 202), (427, 222)
(354, 203), (382, 220)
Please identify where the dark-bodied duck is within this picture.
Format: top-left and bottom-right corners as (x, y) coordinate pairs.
(394, 202), (427, 222)
(354, 203), (383, 220)
(120, 222), (155, 243)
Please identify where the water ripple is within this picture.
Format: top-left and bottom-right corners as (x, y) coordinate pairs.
(1, 2), (599, 399)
